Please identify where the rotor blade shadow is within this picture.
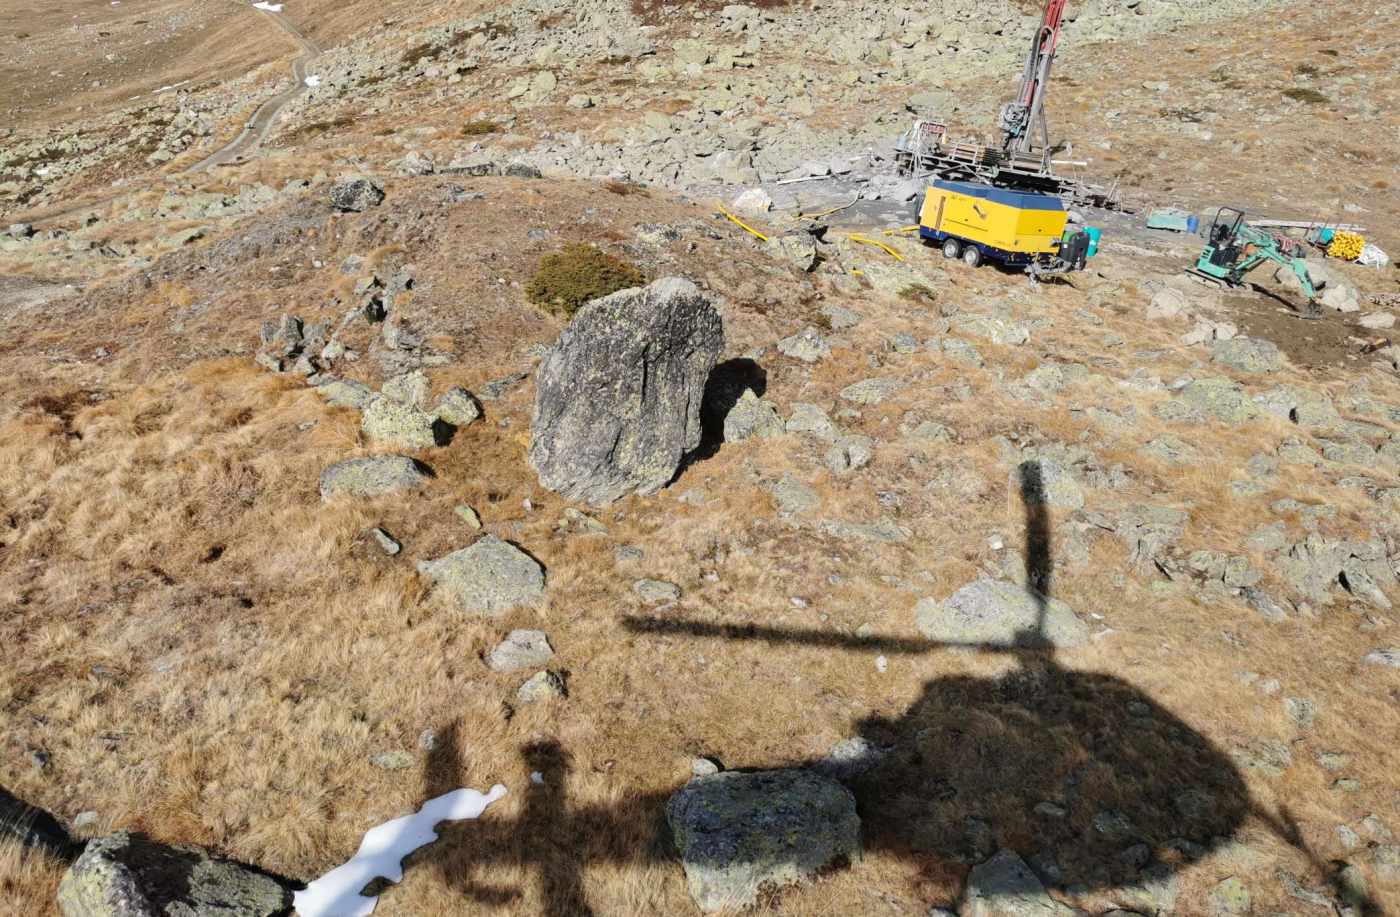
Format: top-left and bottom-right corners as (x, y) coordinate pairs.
(620, 615), (1017, 655)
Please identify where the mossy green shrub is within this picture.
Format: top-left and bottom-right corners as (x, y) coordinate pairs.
(526, 244), (645, 319)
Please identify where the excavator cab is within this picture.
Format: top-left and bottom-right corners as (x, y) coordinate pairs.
(1204, 206), (1246, 268)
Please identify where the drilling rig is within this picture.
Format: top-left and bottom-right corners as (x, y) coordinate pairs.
(893, 0), (1124, 210)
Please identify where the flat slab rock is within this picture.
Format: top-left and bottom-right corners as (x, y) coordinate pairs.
(319, 455), (432, 500)
(962, 850), (1076, 917)
(915, 578), (1090, 649)
(417, 535), (545, 617)
(57, 831), (291, 917)
(666, 769), (860, 913)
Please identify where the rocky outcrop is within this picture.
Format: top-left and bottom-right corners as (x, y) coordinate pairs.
(666, 769), (860, 913)
(417, 535), (545, 616)
(529, 277), (724, 505)
(57, 831), (291, 917)
(328, 175), (385, 212)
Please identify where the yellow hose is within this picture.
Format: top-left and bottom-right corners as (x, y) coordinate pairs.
(715, 204), (770, 243)
(846, 233), (904, 261)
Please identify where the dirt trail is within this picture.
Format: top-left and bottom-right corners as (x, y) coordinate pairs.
(186, 5), (322, 172)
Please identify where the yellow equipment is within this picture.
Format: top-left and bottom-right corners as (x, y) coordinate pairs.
(917, 180), (1093, 275)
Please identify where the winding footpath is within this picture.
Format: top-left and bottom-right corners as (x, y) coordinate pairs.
(185, 3), (322, 172)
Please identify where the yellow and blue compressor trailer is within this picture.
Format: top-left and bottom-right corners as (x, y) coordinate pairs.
(917, 179), (1097, 277)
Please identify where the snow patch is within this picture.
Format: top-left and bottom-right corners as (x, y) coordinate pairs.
(304, 75), (321, 87)
(252, 2), (284, 11)
(293, 784), (508, 917)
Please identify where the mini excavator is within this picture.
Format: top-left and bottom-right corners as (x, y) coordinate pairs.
(1187, 207), (1324, 317)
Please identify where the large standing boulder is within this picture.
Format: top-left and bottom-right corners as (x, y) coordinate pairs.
(666, 769), (861, 913)
(57, 831), (291, 917)
(416, 535), (545, 616)
(529, 277), (724, 505)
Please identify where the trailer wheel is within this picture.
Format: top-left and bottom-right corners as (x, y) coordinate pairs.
(941, 238), (961, 259)
(962, 246), (982, 268)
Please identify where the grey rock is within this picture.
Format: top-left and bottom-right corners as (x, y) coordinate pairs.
(454, 505), (482, 529)
(1014, 459), (1083, 511)
(770, 474), (820, 515)
(515, 670), (566, 704)
(1284, 697), (1317, 729)
(887, 332), (920, 354)
(381, 370), (431, 410)
(1212, 336), (1284, 373)
(961, 850), (1075, 917)
(777, 327), (831, 363)
(825, 435), (874, 474)
(915, 578), (1089, 649)
(319, 455), (432, 500)
(370, 750), (414, 770)
(434, 387), (482, 427)
(1140, 435), (1199, 466)
(1230, 739), (1292, 778)
(819, 516), (909, 544)
(502, 160), (543, 179)
(529, 278), (723, 505)
(723, 390), (784, 442)
(938, 337), (984, 368)
(57, 831), (290, 916)
(329, 175), (385, 213)
(1363, 648), (1400, 667)
(839, 377), (901, 405)
(634, 579), (682, 604)
(416, 535), (545, 617)
(486, 629), (554, 673)
(786, 403), (837, 439)
(361, 396), (451, 448)
(820, 304), (862, 330)
(666, 769), (860, 913)
(371, 527), (401, 555)
(769, 233), (819, 271)
(315, 378), (376, 409)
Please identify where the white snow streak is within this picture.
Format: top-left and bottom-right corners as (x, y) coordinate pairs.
(293, 784), (508, 917)
(252, 2), (284, 11)
(304, 74), (321, 87)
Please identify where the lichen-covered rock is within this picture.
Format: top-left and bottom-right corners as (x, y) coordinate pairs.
(915, 578), (1090, 649)
(57, 831), (290, 917)
(361, 395), (450, 448)
(416, 535), (545, 616)
(1211, 336), (1284, 373)
(434, 387), (482, 427)
(314, 378), (375, 410)
(666, 769), (861, 913)
(529, 277), (723, 505)
(319, 455), (432, 500)
(328, 175), (384, 213)
(722, 390), (783, 442)
(486, 629), (554, 673)
(776, 327), (831, 363)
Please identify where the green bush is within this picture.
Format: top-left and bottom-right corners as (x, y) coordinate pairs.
(460, 119), (500, 136)
(526, 244), (645, 319)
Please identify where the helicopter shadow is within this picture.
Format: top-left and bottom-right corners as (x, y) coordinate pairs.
(397, 460), (1373, 914)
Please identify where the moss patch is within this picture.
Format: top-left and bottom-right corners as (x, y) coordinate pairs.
(526, 244), (645, 319)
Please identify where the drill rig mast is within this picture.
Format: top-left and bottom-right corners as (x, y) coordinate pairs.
(998, 0), (1067, 165)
